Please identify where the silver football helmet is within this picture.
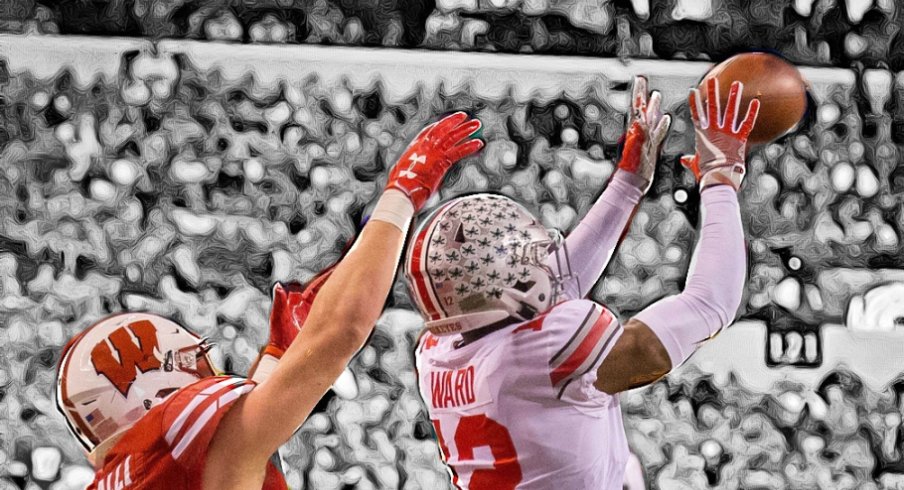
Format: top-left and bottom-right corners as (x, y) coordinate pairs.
(405, 194), (573, 335)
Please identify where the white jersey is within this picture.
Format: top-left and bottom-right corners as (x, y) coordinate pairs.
(415, 299), (627, 490)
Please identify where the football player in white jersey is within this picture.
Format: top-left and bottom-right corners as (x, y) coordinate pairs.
(406, 77), (759, 489)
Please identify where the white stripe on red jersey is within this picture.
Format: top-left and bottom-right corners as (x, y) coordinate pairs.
(89, 376), (288, 489)
(170, 383), (254, 460)
(164, 377), (244, 445)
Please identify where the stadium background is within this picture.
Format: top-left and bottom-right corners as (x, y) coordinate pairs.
(2, 0), (904, 488)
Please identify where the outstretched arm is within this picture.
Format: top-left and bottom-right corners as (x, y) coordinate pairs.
(594, 78), (759, 394)
(246, 279), (326, 381)
(550, 170), (645, 301)
(594, 185), (746, 393)
(203, 113), (483, 486)
(247, 243), (346, 385)
(549, 76), (670, 301)
(248, 238), (360, 399)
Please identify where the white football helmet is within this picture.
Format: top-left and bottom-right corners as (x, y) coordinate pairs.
(405, 193), (573, 336)
(56, 312), (216, 464)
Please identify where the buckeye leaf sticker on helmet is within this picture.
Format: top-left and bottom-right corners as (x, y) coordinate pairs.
(405, 194), (573, 336)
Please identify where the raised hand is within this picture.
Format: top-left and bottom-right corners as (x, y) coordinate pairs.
(618, 76), (672, 193)
(681, 77), (760, 191)
(267, 282), (304, 356)
(267, 266), (336, 356)
(386, 111), (484, 210)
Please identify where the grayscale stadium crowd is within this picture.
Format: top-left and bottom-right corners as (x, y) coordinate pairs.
(2, 0), (904, 488)
(2, 0), (902, 70)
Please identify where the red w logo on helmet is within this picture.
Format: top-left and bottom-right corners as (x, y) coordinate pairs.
(90, 320), (162, 397)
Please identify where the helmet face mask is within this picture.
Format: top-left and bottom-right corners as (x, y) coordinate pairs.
(515, 228), (574, 302)
(56, 313), (218, 463)
(405, 194), (573, 336)
(167, 338), (216, 377)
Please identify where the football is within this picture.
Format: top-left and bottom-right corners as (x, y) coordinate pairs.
(699, 52), (809, 145)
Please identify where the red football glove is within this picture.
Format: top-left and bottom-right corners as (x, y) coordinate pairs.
(385, 111), (484, 210)
(681, 77), (760, 191)
(260, 263), (359, 398)
(618, 76), (671, 193)
(264, 264), (337, 358)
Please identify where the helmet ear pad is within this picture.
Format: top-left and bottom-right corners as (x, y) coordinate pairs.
(405, 194), (562, 336)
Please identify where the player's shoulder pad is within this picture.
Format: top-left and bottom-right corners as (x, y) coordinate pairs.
(524, 299), (610, 335)
(544, 299), (622, 394)
(160, 376), (255, 463)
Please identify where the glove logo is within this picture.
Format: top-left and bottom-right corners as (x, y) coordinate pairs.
(400, 152), (427, 179)
(385, 112), (484, 210)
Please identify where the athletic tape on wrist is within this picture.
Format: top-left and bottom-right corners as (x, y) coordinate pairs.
(250, 353), (280, 384)
(370, 189), (415, 235)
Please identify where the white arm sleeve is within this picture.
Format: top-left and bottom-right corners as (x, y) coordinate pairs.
(634, 185), (747, 368)
(547, 169), (646, 301)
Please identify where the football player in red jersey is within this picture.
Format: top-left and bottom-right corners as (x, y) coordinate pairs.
(54, 112), (484, 490)
(406, 77), (759, 489)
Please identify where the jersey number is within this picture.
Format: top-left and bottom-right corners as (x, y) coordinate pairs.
(432, 415), (522, 489)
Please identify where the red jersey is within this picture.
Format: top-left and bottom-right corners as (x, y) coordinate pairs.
(88, 376), (288, 490)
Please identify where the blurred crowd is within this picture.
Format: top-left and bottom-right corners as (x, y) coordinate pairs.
(623, 366), (904, 489)
(2, 0), (903, 70)
(1, 31), (904, 488)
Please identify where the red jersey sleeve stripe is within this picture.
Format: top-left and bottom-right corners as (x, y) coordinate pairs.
(171, 383), (254, 461)
(555, 322), (623, 399)
(548, 304), (597, 367)
(164, 377), (245, 445)
(549, 308), (619, 389)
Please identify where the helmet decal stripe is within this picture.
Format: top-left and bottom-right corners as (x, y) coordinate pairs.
(422, 212), (455, 319)
(409, 213), (445, 320)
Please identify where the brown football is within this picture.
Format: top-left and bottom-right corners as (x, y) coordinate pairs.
(699, 52), (808, 145)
